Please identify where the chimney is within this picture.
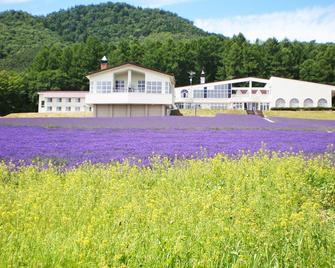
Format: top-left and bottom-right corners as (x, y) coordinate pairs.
(200, 69), (206, 84)
(100, 56), (108, 70)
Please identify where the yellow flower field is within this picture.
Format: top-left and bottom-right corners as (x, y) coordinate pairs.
(0, 152), (335, 267)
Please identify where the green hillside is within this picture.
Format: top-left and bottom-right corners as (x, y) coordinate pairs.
(0, 11), (63, 71)
(44, 2), (207, 42)
(0, 2), (207, 70)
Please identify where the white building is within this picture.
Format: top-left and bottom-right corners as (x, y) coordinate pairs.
(38, 91), (90, 113)
(85, 61), (175, 117)
(175, 74), (335, 111)
(38, 59), (335, 116)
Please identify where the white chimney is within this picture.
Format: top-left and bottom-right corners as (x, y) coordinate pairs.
(200, 70), (206, 84)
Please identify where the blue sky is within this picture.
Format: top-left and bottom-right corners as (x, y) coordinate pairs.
(1, 0), (335, 42)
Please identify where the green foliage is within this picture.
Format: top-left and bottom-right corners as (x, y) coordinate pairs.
(0, 152), (335, 266)
(0, 70), (33, 115)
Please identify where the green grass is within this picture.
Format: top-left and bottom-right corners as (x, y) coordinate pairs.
(265, 110), (335, 120)
(4, 112), (94, 118)
(1, 153), (335, 267)
(180, 109), (246, 117)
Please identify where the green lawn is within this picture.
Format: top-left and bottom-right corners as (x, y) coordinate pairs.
(180, 109), (246, 117)
(1, 153), (334, 267)
(265, 110), (335, 120)
(4, 112), (94, 118)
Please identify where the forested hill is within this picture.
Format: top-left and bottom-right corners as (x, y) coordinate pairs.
(44, 2), (207, 42)
(0, 2), (207, 70)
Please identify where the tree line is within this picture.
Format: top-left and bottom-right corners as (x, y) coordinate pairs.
(1, 33), (335, 115)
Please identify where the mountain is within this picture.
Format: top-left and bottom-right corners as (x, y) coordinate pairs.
(0, 11), (63, 71)
(44, 2), (207, 42)
(0, 2), (207, 70)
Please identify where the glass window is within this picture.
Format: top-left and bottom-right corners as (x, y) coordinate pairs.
(233, 102), (244, 110)
(41, 101), (45, 108)
(260, 103), (270, 111)
(181, 90), (188, 98)
(75, 107), (81, 112)
(47, 98), (52, 103)
(47, 106), (52, 111)
(115, 80), (125, 92)
(138, 80), (145, 92)
(56, 106), (62, 111)
(165, 82), (172, 94)
(90, 81), (94, 93)
(147, 81), (162, 94)
(76, 98), (81, 103)
(66, 107), (71, 112)
(57, 98), (62, 103)
(67, 98), (71, 102)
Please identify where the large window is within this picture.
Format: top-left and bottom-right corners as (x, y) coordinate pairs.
(210, 103), (229, 109)
(66, 107), (71, 112)
(96, 81), (112, 93)
(318, 98), (327, 107)
(304, 98), (313, 108)
(56, 106), (62, 111)
(115, 80), (125, 92)
(41, 101), (45, 108)
(57, 98), (62, 103)
(138, 80), (145, 92)
(47, 98), (52, 103)
(275, 98), (286, 108)
(193, 84), (232, 99)
(147, 81), (162, 94)
(47, 106), (52, 111)
(289, 98), (299, 108)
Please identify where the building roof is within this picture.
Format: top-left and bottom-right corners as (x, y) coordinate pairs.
(38, 91), (89, 97)
(86, 62), (175, 80)
(269, 76), (335, 88)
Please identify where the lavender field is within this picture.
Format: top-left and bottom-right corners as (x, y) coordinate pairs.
(0, 115), (334, 166)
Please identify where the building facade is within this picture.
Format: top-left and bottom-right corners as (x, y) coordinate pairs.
(85, 62), (175, 117)
(38, 60), (335, 116)
(38, 91), (90, 113)
(175, 76), (335, 111)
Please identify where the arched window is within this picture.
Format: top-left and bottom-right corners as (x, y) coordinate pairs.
(289, 98), (299, 108)
(303, 98), (314, 108)
(275, 98), (286, 108)
(181, 90), (189, 98)
(317, 98), (327, 107)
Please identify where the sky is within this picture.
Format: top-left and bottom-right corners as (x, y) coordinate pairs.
(1, 0), (335, 43)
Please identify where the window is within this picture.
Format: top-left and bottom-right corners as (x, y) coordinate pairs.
(41, 100), (45, 108)
(47, 98), (52, 103)
(165, 82), (172, 94)
(210, 103), (229, 110)
(260, 103), (270, 111)
(209, 84), (232, 98)
(147, 81), (162, 94)
(56, 106), (62, 111)
(67, 98), (72, 103)
(75, 107), (81, 112)
(47, 106), (52, 111)
(90, 81), (94, 93)
(303, 98), (313, 108)
(289, 98), (299, 108)
(181, 90), (189, 98)
(57, 98), (62, 103)
(275, 98), (286, 108)
(66, 107), (71, 112)
(193, 90), (205, 98)
(233, 102), (243, 110)
(115, 80), (125, 92)
(317, 98), (327, 107)
(138, 80), (145, 92)
(76, 98), (81, 103)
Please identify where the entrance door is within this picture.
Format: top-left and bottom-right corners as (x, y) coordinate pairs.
(247, 103), (259, 111)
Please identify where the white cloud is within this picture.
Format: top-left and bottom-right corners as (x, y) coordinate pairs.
(0, 0), (31, 3)
(194, 5), (335, 43)
(132, 0), (194, 8)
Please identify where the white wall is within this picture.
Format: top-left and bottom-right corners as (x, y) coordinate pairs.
(268, 77), (334, 108)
